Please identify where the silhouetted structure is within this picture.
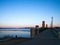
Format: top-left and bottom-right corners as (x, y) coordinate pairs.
(16, 35), (17, 38)
(30, 28), (35, 38)
(35, 25), (39, 36)
(42, 21), (45, 28)
(46, 24), (48, 28)
(51, 16), (53, 28)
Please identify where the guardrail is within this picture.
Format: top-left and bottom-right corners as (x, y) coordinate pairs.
(50, 28), (60, 39)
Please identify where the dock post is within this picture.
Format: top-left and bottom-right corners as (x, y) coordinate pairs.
(30, 28), (35, 38)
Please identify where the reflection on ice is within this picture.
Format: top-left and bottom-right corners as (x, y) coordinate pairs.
(0, 29), (30, 38)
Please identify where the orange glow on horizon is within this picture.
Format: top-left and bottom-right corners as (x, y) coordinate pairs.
(0, 24), (60, 28)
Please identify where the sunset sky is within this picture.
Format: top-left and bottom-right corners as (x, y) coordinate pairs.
(0, 0), (60, 27)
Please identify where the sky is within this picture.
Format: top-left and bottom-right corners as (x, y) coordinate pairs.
(0, 0), (60, 27)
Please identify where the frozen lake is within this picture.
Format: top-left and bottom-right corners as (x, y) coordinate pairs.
(0, 28), (30, 38)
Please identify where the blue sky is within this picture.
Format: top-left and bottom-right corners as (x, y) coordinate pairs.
(0, 0), (60, 27)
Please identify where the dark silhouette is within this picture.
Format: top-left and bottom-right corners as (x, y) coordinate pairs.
(16, 35), (17, 38)
(30, 28), (35, 38)
(35, 25), (39, 36)
(42, 21), (45, 28)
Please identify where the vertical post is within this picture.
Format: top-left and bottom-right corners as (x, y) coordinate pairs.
(35, 25), (39, 36)
(51, 16), (53, 28)
(42, 21), (45, 28)
(16, 35), (17, 38)
(46, 24), (48, 28)
(30, 28), (35, 38)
